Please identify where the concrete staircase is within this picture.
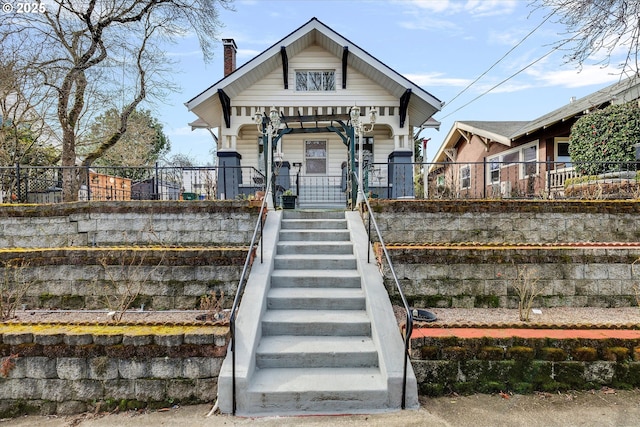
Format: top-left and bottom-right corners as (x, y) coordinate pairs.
(217, 209), (418, 416)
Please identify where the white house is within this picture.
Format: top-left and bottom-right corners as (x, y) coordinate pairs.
(186, 17), (443, 207)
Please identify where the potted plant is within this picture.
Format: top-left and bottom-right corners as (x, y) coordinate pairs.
(281, 189), (297, 209)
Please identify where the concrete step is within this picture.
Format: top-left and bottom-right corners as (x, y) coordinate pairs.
(277, 241), (354, 255)
(278, 229), (351, 242)
(270, 270), (362, 288)
(282, 210), (346, 220)
(267, 287), (365, 310)
(256, 336), (378, 368)
(245, 367), (386, 415)
(280, 218), (347, 230)
(261, 309), (371, 336)
(274, 254), (356, 270)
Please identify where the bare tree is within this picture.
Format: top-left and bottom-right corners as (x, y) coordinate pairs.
(0, 38), (60, 167)
(533, 0), (640, 76)
(0, 0), (233, 201)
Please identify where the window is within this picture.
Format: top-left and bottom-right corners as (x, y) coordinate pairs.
(296, 71), (335, 91)
(460, 165), (471, 189)
(489, 160), (500, 183)
(555, 138), (571, 167)
(486, 141), (539, 183)
(355, 136), (374, 166)
(522, 145), (537, 177)
(305, 140), (327, 174)
(257, 137), (265, 172)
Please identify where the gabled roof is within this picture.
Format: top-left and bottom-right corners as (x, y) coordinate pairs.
(186, 17), (443, 128)
(432, 74), (640, 163)
(510, 74), (640, 139)
(432, 120), (528, 163)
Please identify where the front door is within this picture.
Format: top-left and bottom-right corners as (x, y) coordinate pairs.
(295, 139), (346, 208)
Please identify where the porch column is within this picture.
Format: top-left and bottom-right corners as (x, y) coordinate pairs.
(217, 151), (242, 200)
(388, 151), (414, 199)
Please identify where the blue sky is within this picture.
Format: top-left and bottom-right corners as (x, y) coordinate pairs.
(162, 0), (627, 163)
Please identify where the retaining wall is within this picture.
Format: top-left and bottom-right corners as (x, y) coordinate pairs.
(385, 246), (640, 308)
(411, 332), (640, 396)
(0, 325), (227, 417)
(368, 200), (640, 244)
(0, 201), (258, 248)
(368, 200), (640, 308)
(0, 248), (248, 310)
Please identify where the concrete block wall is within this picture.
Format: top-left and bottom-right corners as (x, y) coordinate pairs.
(0, 201), (258, 248)
(385, 246), (640, 308)
(0, 327), (228, 416)
(368, 200), (640, 308)
(368, 200), (640, 244)
(411, 334), (640, 396)
(0, 248), (248, 310)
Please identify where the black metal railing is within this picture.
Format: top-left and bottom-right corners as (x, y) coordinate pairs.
(0, 164), (265, 203)
(227, 176), (269, 416)
(365, 160), (640, 200)
(3, 160), (639, 204)
(353, 171), (414, 409)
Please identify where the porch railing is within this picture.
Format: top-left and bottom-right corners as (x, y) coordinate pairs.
(228, 180), (269, 415)
(3, 160), (639, 204)
(0, 164), (264, 203)
(353, 171), (414, 409)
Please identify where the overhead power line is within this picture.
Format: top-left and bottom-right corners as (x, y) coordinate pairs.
(445, 10), (556, 108)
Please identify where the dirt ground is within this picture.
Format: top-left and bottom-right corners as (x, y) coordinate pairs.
(2, 389), (640, 427)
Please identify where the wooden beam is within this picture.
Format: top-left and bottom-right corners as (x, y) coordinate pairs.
(342, 46), (349, 89)
(399, 89), (411, 128)
(217, 89), (231, 128)
(280, 46), (288, 89)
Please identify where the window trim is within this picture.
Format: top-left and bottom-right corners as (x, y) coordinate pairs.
(304, 139), (328, 175)
(295, 70), (336, 92)
(554, 137), (572, 167)
(460, 165), (471, 189)
(486, 140), (539, 184)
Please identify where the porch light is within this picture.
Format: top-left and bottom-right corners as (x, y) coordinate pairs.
(255, 107), (282, 210)
(351, 105), (377, 208)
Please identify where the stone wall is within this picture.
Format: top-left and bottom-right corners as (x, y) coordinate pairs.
(0, 325), (227, 417)
(411, 332), (640, 396)
(0, 201), (258, 248)
(385, 246), (640, 308)
(0, 248), (248, 310)
(0, 201), (261, 310)
(367, 200), (640, 308)
(368, 200), (640, 244)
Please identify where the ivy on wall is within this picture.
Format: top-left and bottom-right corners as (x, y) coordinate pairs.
(569, 101), (640, 174)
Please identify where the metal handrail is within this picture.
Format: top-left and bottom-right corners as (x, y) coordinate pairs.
(228, 180), (269, 415)
(353, 171), (414, 409)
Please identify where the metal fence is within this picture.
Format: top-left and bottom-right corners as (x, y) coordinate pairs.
(1, 160), (639, 204)
(0, 165), (265, 203)
(422, 160), (640, 200)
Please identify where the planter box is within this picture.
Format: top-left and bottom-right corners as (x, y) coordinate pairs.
(282, 195), (297, 209)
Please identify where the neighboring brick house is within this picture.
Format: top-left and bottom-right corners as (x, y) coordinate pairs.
(185, 17), (443, 207)
(429, 75), (640, 198)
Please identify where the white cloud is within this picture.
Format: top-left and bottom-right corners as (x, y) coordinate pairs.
(166, 126), (201, 137)
(404, 72), (472, 87)
(526, 65), (621, 89)
(401, 0), (517, 16)
(166, 50), (203, 58)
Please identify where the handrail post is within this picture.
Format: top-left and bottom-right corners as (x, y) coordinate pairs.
(228, 174), (271, 415)
(361, 194), (413, 410)
(367, 209), (371, 264)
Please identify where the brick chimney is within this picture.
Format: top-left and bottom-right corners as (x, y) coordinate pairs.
(223, 39), (237, 77)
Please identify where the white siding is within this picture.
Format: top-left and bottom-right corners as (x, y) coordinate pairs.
(234, 45), (398, 107)
(226, 43), (406, 184)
